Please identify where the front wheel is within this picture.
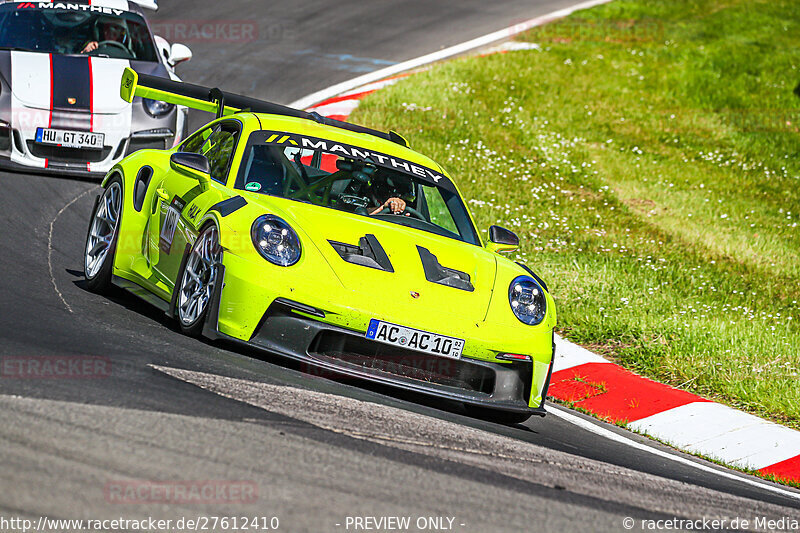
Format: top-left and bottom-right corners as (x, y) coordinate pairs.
(84, 178), (123, 294)
(176, 224), (222, 336)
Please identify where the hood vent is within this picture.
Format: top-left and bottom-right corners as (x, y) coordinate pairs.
(329, 234), (394, 272)
(417, 246), (474, 292)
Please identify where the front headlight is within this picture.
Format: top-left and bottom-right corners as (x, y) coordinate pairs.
(251, 215), (301, 266)
(142, 98), (175, 117)
(508, 276), (546, 325)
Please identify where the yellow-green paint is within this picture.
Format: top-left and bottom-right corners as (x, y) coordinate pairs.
(105, 74), (556, 408)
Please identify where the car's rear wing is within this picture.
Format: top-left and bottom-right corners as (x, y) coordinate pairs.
(120, 67), (408, 147)
(129, 0), (158, 10)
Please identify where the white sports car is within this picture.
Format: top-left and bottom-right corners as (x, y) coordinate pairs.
(0, 0), (192, 176)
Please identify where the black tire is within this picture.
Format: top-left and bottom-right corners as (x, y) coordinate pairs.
(464, 405), (532, 425)
(84, 176), (123, 294)
(175, 224), (221, 337)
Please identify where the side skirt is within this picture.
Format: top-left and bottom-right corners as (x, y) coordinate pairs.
(111, 275), (170, 313)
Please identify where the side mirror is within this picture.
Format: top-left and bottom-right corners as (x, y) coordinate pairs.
(487, 225), (519, 254)
(170, 152), (210, 183)
(169, 43), (193, 66)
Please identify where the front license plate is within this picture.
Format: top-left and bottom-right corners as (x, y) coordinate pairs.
(365, 319), (464, 359)
(35, 128), (104, 149)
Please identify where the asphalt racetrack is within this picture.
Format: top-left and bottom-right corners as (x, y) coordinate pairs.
(1, 1), (799, 531)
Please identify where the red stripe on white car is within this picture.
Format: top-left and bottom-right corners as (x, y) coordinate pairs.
(88, 56), (94, 132)
(45, 52), (52, 169)
(88, 55), (94, 173)
(48, 53), (53, 128)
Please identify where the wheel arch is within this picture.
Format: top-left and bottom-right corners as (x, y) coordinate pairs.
(197, 209), (241, 253)
(100, 165), (125, 189)
(101, 163), (154, 277)
(196, 212), (222, 238)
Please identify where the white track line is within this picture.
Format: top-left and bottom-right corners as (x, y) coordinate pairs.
(289, 0), (613, 110)
(548, 406), (800, 501)
(48, 188), (94, 314)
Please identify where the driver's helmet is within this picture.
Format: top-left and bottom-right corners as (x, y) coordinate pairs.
(373, 172), (416, 204)
(94, 16), (129, 46)
(51, 11), (92, 26)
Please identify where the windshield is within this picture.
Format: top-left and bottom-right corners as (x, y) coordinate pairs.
(0, 5), (157, 61)
(235, 131), (480, 245)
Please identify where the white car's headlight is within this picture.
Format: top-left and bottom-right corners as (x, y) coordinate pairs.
(508, 276), (546, 325)
(142, 98), (175, 117)
(251, 215), (301, 266)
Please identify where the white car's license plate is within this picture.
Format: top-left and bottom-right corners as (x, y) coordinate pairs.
(35, 128), (104, 150)
(365, 319), (464, 359)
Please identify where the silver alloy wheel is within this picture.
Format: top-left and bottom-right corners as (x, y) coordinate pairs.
(85, 182), (122, 279)
(178, 226), (221, 326)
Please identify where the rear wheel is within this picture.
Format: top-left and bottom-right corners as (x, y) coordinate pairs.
(84, 178), (122, 294)
(464, 405), (532, 425)
(176, 224), (222, 336)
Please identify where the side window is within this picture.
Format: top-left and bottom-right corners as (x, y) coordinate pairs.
(204, 127), (238, 182)
(181, 126), (212, 154)
(181, 122), (240, 183)
(421, 184), (459, 234)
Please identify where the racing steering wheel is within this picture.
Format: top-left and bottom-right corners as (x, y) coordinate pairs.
(377, 205), (426, 221)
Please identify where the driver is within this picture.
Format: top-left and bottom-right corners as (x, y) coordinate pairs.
(81, 16), (128, 54)
(53, 29), (76, 55)
(370, 197), (407, 215)
(367, 173), (413, 216)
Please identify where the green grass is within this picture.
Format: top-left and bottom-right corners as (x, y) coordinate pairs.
(351, 0), (800, 428)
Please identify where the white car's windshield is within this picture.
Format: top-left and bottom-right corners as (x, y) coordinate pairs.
(232, 130), (480, 245)
(0, 4), (158, 61)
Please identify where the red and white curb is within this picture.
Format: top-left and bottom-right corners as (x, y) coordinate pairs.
(552, 338), (800, 483)
(296, 3), (800, 488)
(306, 75), (410, 121)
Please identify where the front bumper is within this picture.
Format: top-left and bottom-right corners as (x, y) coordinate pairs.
(204, 266), (551, 415)
(0, 156), (98, 178)
(2, 104), (186, 177)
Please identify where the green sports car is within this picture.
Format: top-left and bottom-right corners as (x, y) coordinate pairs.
(84, 68), (556, 424)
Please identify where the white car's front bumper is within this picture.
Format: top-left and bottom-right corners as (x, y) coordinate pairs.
(2, 103), (187, 177)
